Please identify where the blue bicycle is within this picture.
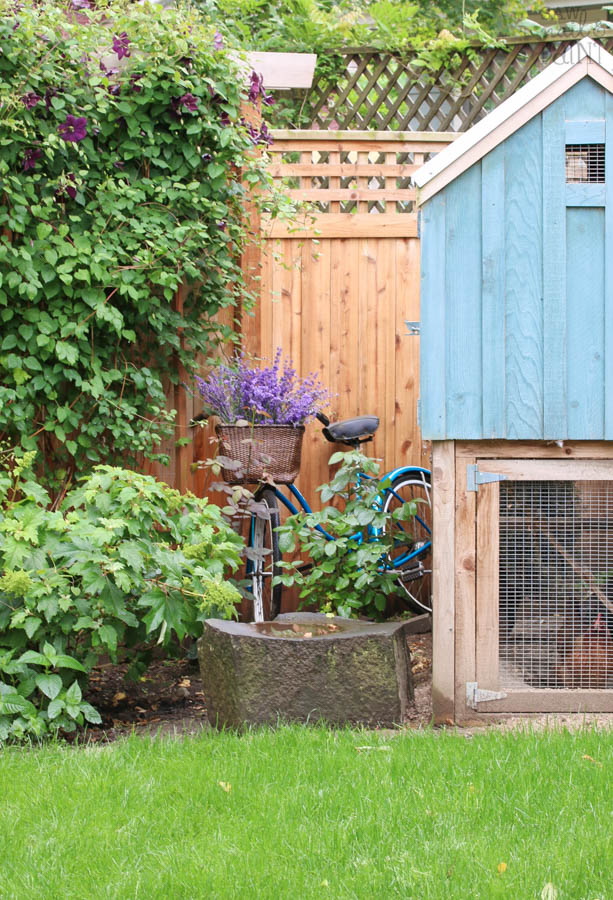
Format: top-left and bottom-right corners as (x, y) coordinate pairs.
(248, 413), (432, 621)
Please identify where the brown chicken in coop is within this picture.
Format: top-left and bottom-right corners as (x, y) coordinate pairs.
(556, 613), (613, 689)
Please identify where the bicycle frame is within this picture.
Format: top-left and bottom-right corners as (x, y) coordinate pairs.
(247, 464), (431, 573)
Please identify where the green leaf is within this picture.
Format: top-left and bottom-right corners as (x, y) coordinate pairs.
(36, 223), (53, 241)
(24, 616), (42, 639)
(35, 673), (62, 700)
(16, 650), (47, 666)
(54, 655), (87, 673)
(65, 680), (82, 704)
(0, 693), (36, 716)
(98, 624), (117, 653)
(47, 698), (65, 720)
(81, 702), (102, 724)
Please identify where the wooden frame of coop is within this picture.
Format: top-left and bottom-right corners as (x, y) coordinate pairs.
(415, 38), (613, 723)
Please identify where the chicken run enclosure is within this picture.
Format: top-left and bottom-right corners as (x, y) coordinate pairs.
(416, 39), (613, 722)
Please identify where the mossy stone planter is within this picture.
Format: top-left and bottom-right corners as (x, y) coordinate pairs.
(197, 613), (414, 729)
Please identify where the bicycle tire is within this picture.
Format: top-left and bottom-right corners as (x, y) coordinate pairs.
(382, 471), (433, 615)
(251, 488), (282, 622)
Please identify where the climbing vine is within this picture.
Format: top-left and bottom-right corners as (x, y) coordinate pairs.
(0, 0), (279, 492)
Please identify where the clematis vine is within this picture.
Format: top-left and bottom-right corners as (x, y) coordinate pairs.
(58, 114), (87, 142)
(112, 32), (130, 60)
(22, 91), (40, 109)
(55, 173), (77, 200)
(214, 30), (223, 51)
(179, 92), (198, 112)
(22, 147), (41, 171)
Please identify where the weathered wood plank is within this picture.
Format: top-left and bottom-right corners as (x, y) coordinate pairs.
(481, 144), (506, 439)
(475, 481), (499, 691)
(605, 91), (613, 438)
(454, 454), (477, 720)
(432, 440), (455, 723)
(264, 215), (418, 239)
(566, 207), (605, 438)
(504, 116), (544, 438)
(542, 96), (567, 439)
(444, 165), (482, 437)
(457, 440), (613, 458)
(420, 192), (446, 438)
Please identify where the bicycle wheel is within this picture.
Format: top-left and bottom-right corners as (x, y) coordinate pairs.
(250, 488), (282, 622)
(382, 471), (433, 614)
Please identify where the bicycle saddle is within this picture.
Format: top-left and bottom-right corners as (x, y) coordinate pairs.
(322, 415), (380, 445)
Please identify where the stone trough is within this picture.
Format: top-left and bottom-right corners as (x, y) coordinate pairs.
(198, 613), (414, 729)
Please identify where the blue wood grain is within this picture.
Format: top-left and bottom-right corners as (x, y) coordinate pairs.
(543, 98), (567, 438)
(604, 93), (613, 438)
(504, 116), (544, 438)
(563, 78), (606, 120)
(444, 165), (483, 437)
(419, 192), (447, 439)
(481, 144), (506, 438)
(564, 120), (605, 143)
(566, 207), (605, 437)
(565, 184), (606, 206)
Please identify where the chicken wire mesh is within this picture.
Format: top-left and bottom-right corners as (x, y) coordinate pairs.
(565, 144), (605, 183)
(499, 480), (613, 690)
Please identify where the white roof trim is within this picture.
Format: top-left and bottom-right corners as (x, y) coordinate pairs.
(414, 38), (613, 200)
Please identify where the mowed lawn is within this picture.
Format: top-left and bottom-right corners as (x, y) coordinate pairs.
(0, 725), (611, 899)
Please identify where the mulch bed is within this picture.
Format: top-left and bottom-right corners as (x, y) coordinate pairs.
(80, 632), (434, 742)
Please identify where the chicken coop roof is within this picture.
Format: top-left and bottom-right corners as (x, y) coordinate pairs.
(414, 37), (613, 204)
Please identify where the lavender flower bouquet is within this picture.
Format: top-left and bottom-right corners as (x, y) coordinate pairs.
(195, 350), (330, 426)
(195, 351), (331, 484)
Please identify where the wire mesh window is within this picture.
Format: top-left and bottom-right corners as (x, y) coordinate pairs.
(565, 144), (605, 183)
(499, 480), (613, 690)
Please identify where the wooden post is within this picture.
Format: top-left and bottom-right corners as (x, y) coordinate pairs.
(431, 440), (456, 723)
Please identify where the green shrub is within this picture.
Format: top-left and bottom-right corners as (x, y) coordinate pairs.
(0, 454), (243, 739)
(274, 450), (416, 619)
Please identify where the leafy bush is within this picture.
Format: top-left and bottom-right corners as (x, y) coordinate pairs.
(0, 0), (279, 493)
(274, 450), (416, 619)
(0, 453), (243, 739)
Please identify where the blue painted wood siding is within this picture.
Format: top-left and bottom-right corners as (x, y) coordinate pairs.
(420, 78), (613, 440)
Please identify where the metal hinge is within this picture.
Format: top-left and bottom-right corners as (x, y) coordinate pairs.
(466, 464), (508, 492)
(466, 682), (507, 709)
(405, 320), (420, 335)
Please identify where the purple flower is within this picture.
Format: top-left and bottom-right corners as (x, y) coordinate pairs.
(58, 115), (87, 143)
(112, 32), (131, 60)
(72, 0), (91, 8)
(179, 93), (198, 112)
(108, 83), (121, 96)
(245, 121), (273, 147)
(129, 74), (143, 93)
(22, 92), (40, 109)
(219, 112), (230, 127)
(23, 147), (42, 171)
(202, 152), (212, 163)
(44, 87), (58, 110)
(55, 174), (77, 201)
(214, 30), (224, 51)
(217, 220), (227, 231)
(248, 71), (263, 103)
(196, 350), (331, 425)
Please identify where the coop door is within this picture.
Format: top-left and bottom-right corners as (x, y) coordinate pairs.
(474, 459), (613, 713)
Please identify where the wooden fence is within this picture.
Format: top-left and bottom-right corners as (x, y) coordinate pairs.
(279, 35), (613, 132)
(238, 130), (453, 507)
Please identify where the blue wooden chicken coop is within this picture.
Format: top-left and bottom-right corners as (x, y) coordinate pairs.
(415, 38), (613, 722)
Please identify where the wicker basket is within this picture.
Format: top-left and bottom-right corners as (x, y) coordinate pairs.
(215, 424), (305, 484)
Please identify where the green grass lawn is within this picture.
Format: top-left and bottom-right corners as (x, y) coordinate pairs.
(0, 725), (611, 899)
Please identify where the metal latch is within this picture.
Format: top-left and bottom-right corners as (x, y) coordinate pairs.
(466, 682), (507, 709)
(466, 464), (508, 492)
(405, 320), (420, 335)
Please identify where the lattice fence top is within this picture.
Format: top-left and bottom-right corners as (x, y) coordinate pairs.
(285, 36), (613, 132)
(265, 131), (452, 237)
